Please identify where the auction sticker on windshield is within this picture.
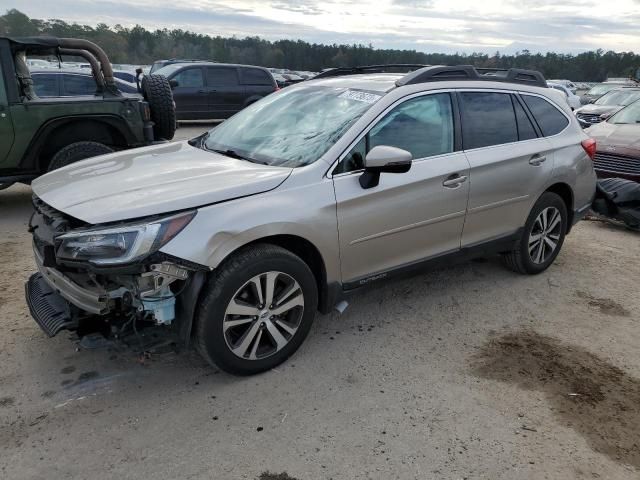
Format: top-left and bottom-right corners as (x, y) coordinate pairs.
(339, 90), (382, 104)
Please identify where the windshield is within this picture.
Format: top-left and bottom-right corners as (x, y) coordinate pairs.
(594, 89), (640, 106)
(609, 100), (640, 124)
(153, 64), (184, 77)
(203, 86), (382, 167)
(587, 84), (625, 97)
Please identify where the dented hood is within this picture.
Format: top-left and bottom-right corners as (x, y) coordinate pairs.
(32, 141), (293, 224)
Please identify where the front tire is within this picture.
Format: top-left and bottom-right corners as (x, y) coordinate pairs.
(196, 244), (318, 375)
(503, 192), (567, 274)
(48, 141), (114, 172)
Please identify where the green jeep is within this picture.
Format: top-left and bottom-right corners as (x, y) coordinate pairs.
(0, 36), (176, 189)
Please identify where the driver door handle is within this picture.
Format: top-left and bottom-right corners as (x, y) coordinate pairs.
(443, 174), (468, 188)
(529, 154), (547, 166)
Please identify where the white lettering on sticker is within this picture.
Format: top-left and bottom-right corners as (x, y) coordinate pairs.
(339, 90), (382, 104)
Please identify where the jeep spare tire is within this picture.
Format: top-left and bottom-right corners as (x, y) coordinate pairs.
(141, 74), (176, 141)
(48, 142), (114, 171)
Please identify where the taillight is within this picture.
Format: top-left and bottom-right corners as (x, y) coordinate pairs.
(581, 138), (596, 160)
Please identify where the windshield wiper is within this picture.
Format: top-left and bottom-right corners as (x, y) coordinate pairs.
(209, 148), (268, 165)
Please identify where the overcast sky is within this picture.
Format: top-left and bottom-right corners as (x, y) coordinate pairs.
(2, 0), (639, 54)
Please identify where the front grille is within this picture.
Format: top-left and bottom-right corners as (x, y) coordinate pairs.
(576, 113), (602, 124)
(594, 152), (640, 176)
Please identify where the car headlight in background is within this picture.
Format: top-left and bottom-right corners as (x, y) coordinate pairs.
(56, 211), (196, 265)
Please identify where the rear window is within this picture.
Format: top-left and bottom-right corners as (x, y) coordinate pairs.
(242, 68), (273, 86)
(522, 95), (569, 136)
(206, 67), (238, 86)
(460, 92), (517, 149)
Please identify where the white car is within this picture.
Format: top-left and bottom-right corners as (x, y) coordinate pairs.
(549, 79), (578, 94)
(548, 82), (582, 110)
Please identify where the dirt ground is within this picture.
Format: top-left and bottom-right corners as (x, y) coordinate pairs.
(1, 125), (639, 479)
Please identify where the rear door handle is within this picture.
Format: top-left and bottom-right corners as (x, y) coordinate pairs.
(443, 174), (468, 188)
(529, 155), (547, 166)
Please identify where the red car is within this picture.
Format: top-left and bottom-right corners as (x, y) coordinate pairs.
(586, 99), (640, 182)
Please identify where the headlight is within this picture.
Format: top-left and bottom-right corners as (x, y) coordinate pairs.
(56, 211), (195, 265)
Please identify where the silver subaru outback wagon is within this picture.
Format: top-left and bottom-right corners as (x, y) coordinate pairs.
(26, 65), (597, 375)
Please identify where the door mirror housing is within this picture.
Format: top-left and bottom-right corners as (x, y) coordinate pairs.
(169, 79), (179, 89)
(359, 145), (412, 189)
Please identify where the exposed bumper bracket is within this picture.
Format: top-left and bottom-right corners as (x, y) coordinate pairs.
(34, 245), (109, 315)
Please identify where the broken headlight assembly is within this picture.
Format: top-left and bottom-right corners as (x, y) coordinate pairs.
(56, 211), (196, 265)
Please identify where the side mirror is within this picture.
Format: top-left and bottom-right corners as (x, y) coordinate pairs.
(359, 145), (412, 189)
(169, 79), (179, 89)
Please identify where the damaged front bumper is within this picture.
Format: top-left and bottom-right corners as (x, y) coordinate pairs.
(25, 240), (201, 340)
(25, 195), (207, 341)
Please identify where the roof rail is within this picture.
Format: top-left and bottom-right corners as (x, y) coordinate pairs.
(314, 64), (428, 79)
(396, 65), (547, 88)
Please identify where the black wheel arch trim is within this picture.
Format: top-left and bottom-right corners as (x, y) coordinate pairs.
(18, 114), (139, 172)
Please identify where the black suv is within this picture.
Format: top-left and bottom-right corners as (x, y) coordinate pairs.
(154, 62), (278, 120)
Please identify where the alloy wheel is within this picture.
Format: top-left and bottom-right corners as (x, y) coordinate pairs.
(528, 206), (562, 264)
(223, 271), (305, 360)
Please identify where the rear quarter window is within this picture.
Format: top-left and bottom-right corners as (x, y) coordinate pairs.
(241, 68), (273, 86)
(33, 74), (58, 97)
(62, 75), (96, 96)
(522, 94), (569, 136)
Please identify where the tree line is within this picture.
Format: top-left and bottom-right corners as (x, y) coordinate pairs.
(1, 8), (639, 81)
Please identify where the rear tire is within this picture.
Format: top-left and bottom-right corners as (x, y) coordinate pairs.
(48, 141), (114, 172)
(502, 192), (568, 274)
(141, 74), (176, 140)
(195, 244), (318, 375)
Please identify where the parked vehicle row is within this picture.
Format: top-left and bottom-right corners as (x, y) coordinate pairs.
(575, 87), (640, 127)
(580, 79), (639, 105)
(24, 63), (597, 375)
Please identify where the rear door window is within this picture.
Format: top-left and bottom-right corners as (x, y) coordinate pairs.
(206, 67), (239, 86)
(521, 94), (569, 136)
(62, 75), (96, 96)
(460, 92), (517, 149)
(172, 68), (204, 88)
(241, 68), (273, 86)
